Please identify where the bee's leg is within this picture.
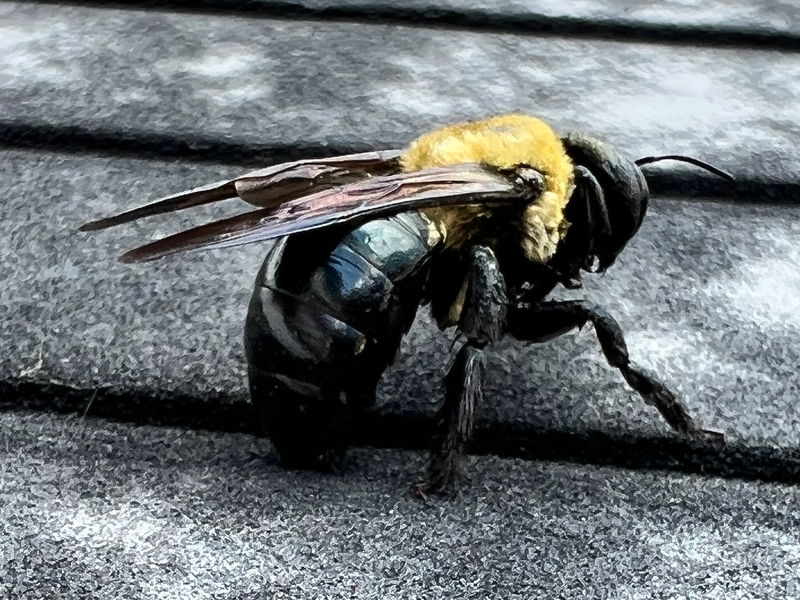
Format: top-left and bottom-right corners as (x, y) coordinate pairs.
(415, 246), (507, 497)
(505, 300), (724, 441)
(414, 344), (486, 497)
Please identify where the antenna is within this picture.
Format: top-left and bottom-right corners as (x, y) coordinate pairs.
(635, 155), (734, 182)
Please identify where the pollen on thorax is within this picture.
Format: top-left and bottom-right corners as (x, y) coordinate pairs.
(402, 114), (575, 263)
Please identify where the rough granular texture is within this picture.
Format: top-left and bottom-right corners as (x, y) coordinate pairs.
(2, 411), (800, 600)
(2, 1), (800, 192)
(2, 0), (800, 597)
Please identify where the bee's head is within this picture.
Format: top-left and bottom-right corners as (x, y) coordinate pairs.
(559, 133), (649, 273)
(556, 133), (733, 278)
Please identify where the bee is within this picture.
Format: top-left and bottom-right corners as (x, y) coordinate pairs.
(81, 115), (732, 495)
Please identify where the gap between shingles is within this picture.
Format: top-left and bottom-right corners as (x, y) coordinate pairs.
(15, 0), (800, 52)
(1, 121), (799, 204)
(3, 379), (800, 484)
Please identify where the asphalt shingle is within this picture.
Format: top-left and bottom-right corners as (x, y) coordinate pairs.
(2, 0), (799, 597)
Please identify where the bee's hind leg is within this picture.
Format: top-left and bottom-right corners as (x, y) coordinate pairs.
(413, 344), (486, 497)
(414, 246), (507, 497)
(505, 300), (724, 442)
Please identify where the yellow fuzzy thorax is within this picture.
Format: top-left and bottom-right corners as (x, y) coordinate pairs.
(401, 114), (575, 263)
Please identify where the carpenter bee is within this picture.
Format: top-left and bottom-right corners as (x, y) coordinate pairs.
(81, 114), (732, 495)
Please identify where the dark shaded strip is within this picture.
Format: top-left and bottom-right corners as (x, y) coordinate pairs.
(2, 121), (799, 203)
(0, 380), (257, 433)
(643, 172), (800, 204)
(0, 121), (372, 168)
(3, 380), (800, 484)
(357, 414), (800, 485)
(17, 0), (800, 52)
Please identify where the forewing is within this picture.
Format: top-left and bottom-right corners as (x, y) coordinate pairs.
(79, 150), (403, 231)
(120, 164), (520, 263)
(233, 151), (402, 206)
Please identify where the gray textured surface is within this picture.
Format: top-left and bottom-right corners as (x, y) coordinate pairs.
(3, 411), (800, 600)
(2, 1), (800, 187)
(2, 0), (800, 598)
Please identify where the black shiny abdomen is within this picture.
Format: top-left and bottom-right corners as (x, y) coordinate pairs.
(244, 212), (439, 470)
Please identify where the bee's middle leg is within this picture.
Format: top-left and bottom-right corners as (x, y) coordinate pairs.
(505, 300), (723, 441)
(415, 246), (507, 497)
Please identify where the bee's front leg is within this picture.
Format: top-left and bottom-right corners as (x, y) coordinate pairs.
(505, 300), (724, 442)
(415, 246), (507, 497)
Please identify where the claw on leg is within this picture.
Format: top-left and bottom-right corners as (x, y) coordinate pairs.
(411, 482), (431, 500)
(619, 364), (724, 443)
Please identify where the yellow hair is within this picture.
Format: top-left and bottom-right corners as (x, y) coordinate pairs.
(401, 114), (574, 263)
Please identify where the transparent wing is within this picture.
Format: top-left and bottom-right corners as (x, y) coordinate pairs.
(79, 150), (403, 231)
(119, 164), (523, 263)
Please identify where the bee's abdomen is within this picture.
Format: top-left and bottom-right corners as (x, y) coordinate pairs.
(244, 212), (438, 469)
